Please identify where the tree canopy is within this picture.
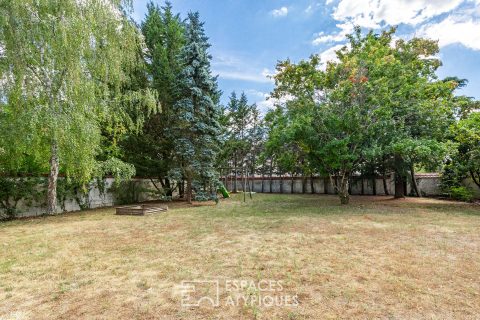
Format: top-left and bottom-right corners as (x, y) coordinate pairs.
(267, 27), (465, 204)
(0, 0), (157, 213)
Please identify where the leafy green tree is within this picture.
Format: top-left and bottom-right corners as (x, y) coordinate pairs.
(451, 111), (480, 188)
(0, 0), (156, 214)
(269, 28), (459, 204)
(169, 12), (222, 203)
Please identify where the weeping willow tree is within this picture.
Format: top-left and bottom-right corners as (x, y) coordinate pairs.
(0, 0), (157, 214)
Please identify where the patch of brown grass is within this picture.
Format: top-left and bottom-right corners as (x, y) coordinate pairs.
(0, 194), (479, 319)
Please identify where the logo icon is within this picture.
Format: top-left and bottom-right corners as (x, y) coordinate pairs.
(180, 280), (220, 307)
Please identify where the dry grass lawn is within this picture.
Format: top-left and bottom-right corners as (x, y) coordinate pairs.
(1, 194), (480, 319)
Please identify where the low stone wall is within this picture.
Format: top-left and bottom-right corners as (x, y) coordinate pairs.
(14, 177), (158, 218)
(223, 174), (444, 196)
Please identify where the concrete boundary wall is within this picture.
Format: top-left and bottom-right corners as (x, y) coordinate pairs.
(13, 177), (157, 218)
(223, 174), (442, 196)
(7, 173), (479, 218)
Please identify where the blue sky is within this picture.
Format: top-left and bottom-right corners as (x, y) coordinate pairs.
(132, 0), (480, 111)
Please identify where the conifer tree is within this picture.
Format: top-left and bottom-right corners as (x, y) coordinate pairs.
(169, 12), (222, 203)
(122, 1), (185, 197)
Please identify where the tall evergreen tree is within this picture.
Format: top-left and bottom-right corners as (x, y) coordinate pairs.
(122, 1), (185, 196)
(219, 91), (264, 191)
(169, 12), (222, 203)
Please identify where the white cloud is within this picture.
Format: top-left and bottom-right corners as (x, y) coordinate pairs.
(245, 89), (268, 98)
(213, 53), (275, 83)
(314, 0), (480, 51)
(305, 3), (322, 14)
(319, 44), (345, 64)
(419, 15), (480, 50)
(261, 68), (276, 79)
(257, 99), (276, 112)
(215, 70), (273, 83)
(332, 0), (464, 27)
(312, 23), (354, 44)
(271, 6), (288, 17)
(245, 89), (276, 112)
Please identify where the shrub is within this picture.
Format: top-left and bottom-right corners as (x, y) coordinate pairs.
(450, 186), (475, 202)
(194, 191), (219, 203)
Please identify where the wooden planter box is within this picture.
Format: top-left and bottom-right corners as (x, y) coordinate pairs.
(115, 204), (168, 216)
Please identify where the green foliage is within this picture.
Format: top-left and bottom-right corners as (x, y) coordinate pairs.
(441, 110), (480, 196)
(449, 186), (475, 202)
(193, 191), (219, 203)
(122, 1), (185, 179)
(96, 158), (136, 186)
(452, 111), (480, 188)
(0, 0), (156, 213)
(168, 11), (223, 201)
(440, 159), (467, 193)
(109, 180), (154, 205)
(220, 92), (265, 176)
(267, 27), (461, 203)
(0, 177), (45, 220)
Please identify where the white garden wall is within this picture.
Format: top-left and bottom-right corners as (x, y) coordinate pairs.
(13, 177), (158, 218)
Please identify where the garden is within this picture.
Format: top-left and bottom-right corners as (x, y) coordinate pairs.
(0, 0), (480, 318)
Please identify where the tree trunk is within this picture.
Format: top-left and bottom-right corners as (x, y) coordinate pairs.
(394, 154), (406, 198)
(186, 176), (192, 204)
(269, 162), (273, 193)
(241, 167), (245, 192)
(261, 170), (265, 193)
(224, 170), (228, 192)
(233, 157), (238, 193)
(302, 175), (306, 194)
(280, 174), (284, 193)
(383, 174), (389, 195)
(470, 170), (480, 188)
(338, 178), (350, 204)
(361, 176), (365, 195)
(372, 176), (377, 195)
(394, 173), (405, 198)
(165, 178), (173, 197)
(46, 140), (59, 215)
(330, 173), (349, 204)
(310, 175), (315, 194)
(179, 178), (185, 199)
(324, 177), (328, 194)
(290, 174), (294, 193)
(410, 165), (421, 197)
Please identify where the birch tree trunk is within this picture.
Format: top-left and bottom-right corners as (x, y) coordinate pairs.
(46, 140), (59, 215)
